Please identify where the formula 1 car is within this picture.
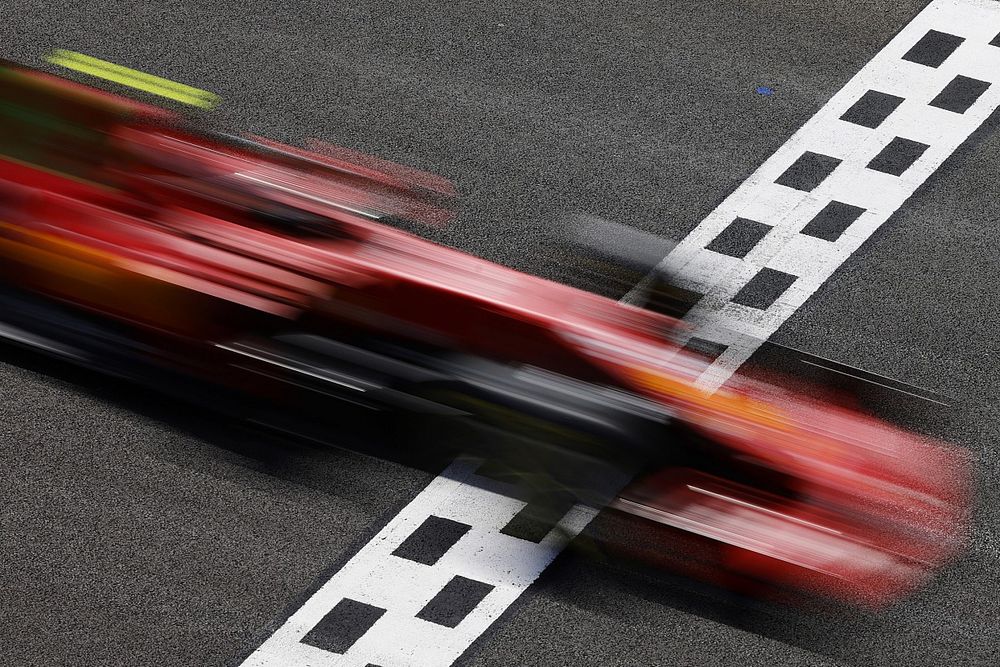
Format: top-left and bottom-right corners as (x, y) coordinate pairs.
(0, 60), (970, 608)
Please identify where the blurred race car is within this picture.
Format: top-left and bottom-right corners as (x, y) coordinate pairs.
(0, 60), (970, 608)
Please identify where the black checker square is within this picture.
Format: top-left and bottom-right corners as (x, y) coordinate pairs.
(705, 217), (772, 258)
(391, 515), (471, 566)
(301, 598), (386, 654)
(840, 90), (905, 128)
(680, 337), (728, 362)
(774, 152), (842, 192)
(731, 268), (797, 311)
(930, 75), (991, 114)
(867, 137), (930, 176)
(902, 30), (965, 68)
(991, 32), (1000, 48)
(801, 201), (867, 242)
(416, 575), (495, 628)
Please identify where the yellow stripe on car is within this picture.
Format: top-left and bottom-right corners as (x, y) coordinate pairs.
(45, 50), (220, 109)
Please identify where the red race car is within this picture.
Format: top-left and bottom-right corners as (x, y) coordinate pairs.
(0, 60), (970, 608)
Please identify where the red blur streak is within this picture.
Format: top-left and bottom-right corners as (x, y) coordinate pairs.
(0, 60), (971, 609)
(8, 62), (176, 124)
(601, 361), (969, 607)
(614, 468), (963, 609)
(245, 135), (457, 227)
(303, 138), (458, 198)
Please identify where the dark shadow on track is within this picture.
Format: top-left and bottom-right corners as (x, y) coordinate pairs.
(0, 340), (450, 503)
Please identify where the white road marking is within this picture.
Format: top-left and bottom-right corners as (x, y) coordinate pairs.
(242, 1), (1000, 664)
(626, 0), (1000, 392)
(241, 459), (596, 667)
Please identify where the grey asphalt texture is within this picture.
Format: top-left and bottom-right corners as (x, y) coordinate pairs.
(1, 0), (998, 665)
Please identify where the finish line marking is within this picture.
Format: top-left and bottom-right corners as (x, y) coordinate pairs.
(625, 0), (1000, 392)
(241, 1), (1000, 665)
(242, 460), (596, 667)
(45, 50), (220, 109)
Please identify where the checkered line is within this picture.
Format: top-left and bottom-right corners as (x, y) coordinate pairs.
(240, 459), (596, 667)
(243, 2), (1000, 665)
(627, 0), (1000, 391)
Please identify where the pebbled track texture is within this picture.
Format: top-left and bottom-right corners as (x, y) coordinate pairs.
(0, 1), (998, 665)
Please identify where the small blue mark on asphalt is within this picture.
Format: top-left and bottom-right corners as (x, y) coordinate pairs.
(756, 86), (775, 96)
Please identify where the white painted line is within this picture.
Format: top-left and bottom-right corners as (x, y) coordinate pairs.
(242, 1), (1000, 664)
(626, 0), (1000, 392)
(241, 459), (596, 667)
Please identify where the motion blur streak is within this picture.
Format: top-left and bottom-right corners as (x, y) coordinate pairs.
(46, 49), (221, 109)
(0, 50), (973, 666)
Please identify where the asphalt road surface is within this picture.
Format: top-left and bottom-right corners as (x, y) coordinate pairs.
(1, 1), (999, 665)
